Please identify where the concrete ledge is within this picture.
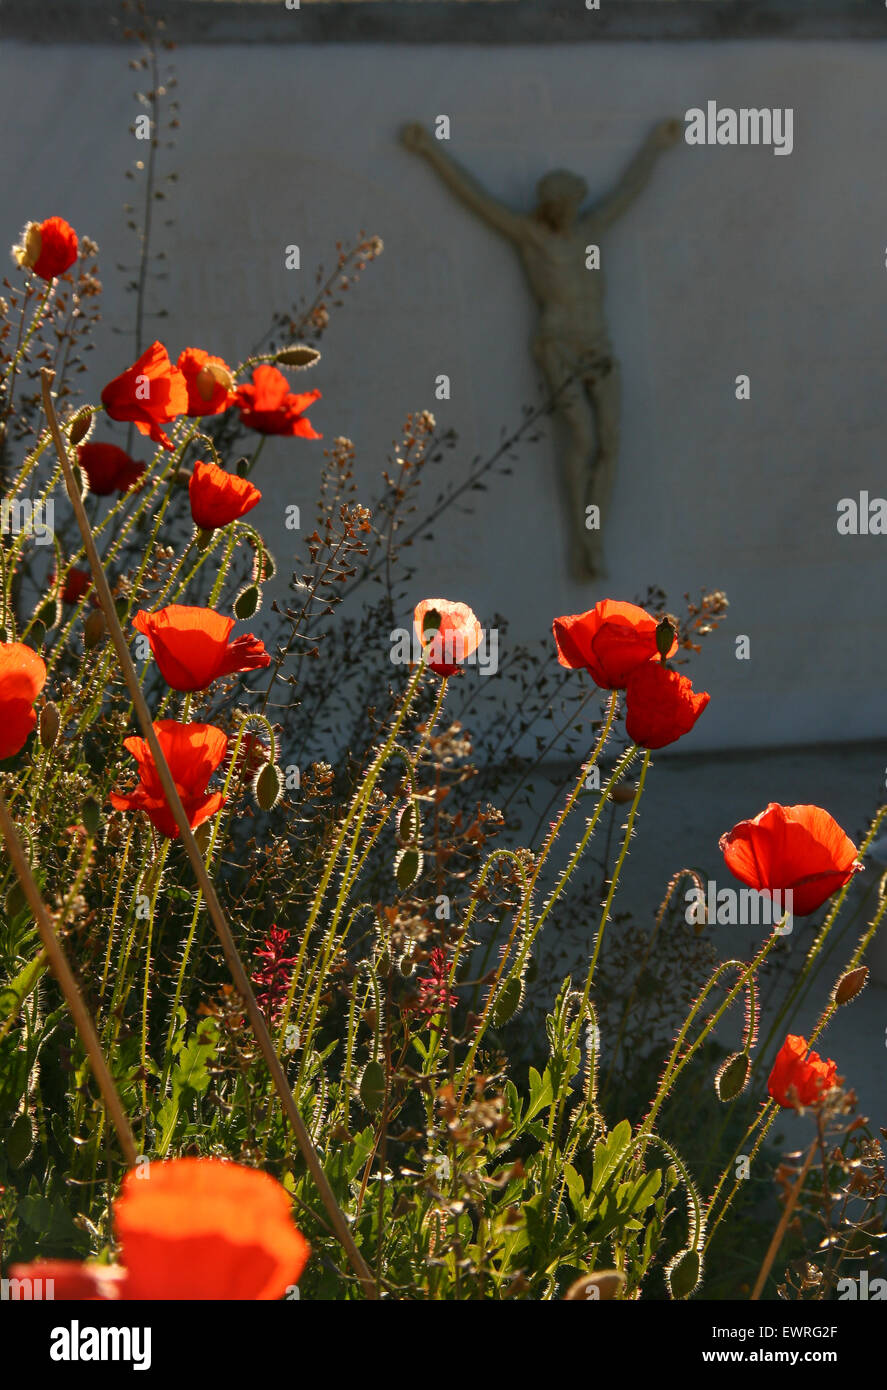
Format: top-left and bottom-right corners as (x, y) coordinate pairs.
(0, 1), (884, 45)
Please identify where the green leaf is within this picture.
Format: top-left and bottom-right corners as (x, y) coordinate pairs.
(525, 1066), (554, 1123)
(591, 1119), (632, 1197)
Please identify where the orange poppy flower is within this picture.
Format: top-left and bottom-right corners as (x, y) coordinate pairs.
(10, 1158), (309, 1300)
(768, 1034), (838, 1109)
(110, 719), (227, 839)
(133, 605), (270, 692)
(0, 642), (46, 760)
(235, 365), (321, 438)
(77, 442), (145, 496)
(720, 803), (859, 917)
(100, 341), (188, 451)
(624, 660), (710, 749)
(12, 216), (78, 280)
(413, 598), (482, 677)
(189, 459), (261, 530)
(177, 347), (236, 417)
(552, 600), (676, 690)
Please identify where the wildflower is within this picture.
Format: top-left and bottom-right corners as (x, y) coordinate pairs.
(0, 642), (47, 759)
(10, 1158), (309, 1299)
(413, 598), (482, 677)
(77, 442), (145, 496)
(624, 660), (710, 749)
(12, 216), (78, 280)
(133, 605), (270, 692)
(252, 924), (296, 1019)
(110, 720), (227, 839)
(553, 599), (677, 690)
(768, 1034), (838, 1109)
(100, 341), (188, 450)
(177, 347), (236, 417)
(720, 803), (859, 917)
(235, 365), (321, 438)
(189, 459), (261, 530)
(416, 948), (458, 1018)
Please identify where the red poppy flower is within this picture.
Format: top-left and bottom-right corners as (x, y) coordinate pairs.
(235, 365), (321, 438)
(624, 660), (710, 749)
(110, 719), (228, 839)
(0, 642), (47, 759)
(189, 459), (261, 530)
(719, 803), (859, 918)
(413, 598), (482, 677)
(10, 1158), (309, 1300)
(52, 567), (92, 605)
(100, 341), (188, 451)
(12, 216), (78, 280)
(77, 442), (145, 496)
(133, 605), (270, 692)
(177, 347), (236, 418)
(767, 1034), (838, 1109)
(552, 600), (677, 690)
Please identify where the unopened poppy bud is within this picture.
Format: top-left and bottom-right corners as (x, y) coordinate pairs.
(275, 344), (321, 369)
(255, 762), (283, 811)
(196, 361), (234, 402)
(39, 701), (60, 748)
(83, 609), (105, 649)
(82, 797), (101, 837)
(655, 616), (676, 661)
(68, 409), (93, 447)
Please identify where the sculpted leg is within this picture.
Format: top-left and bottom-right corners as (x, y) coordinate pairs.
(584, 360), (621, 568)
(537, 343), (605, 580)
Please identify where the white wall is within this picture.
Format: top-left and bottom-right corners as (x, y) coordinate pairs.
(2, 39), (886, 750)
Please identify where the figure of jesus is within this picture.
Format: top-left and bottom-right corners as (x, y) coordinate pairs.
(401, 119), (681, 578)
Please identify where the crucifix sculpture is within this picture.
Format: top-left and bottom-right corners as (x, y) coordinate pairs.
(401, 118), (681, 579)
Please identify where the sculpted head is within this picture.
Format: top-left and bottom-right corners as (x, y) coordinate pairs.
(535, 170), (588, 231)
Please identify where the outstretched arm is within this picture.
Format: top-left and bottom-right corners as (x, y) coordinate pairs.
(401, 123), (526, 244)
(584, 118), (681, 230)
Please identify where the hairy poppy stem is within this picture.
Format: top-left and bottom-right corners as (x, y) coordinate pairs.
(0, 788), (139, 1166)
(40, 369), (378, 1301)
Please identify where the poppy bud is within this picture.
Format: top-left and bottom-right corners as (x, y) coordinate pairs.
(39, 701), (60, 748)
(68, 409), (93, 447)
(82, 797), (101, 837)
(655, 616), (676, 660)
(833, 966), (868, 1007)
(275, 344), (321, 369)
(255, 762), (283, 811)
(234, 585), (261, 621)
(83, 610), (106, 649)
(715, 1051), (750, 1102)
